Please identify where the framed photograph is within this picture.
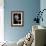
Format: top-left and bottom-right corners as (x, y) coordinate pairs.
(11, 11), (24, 27)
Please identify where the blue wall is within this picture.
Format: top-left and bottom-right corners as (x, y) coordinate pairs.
(40, 0), (46, 27)
(4, 0), (40, 42)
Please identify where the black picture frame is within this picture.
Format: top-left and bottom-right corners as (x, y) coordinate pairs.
(11, 11), (24, 27)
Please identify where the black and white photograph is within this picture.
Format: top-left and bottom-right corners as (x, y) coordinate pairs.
(11, 11), (24, 26)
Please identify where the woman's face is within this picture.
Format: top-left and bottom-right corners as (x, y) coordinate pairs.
(14, 15), (19, 20)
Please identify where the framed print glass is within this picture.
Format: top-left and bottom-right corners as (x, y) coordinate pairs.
(11, 11), (24, 27)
